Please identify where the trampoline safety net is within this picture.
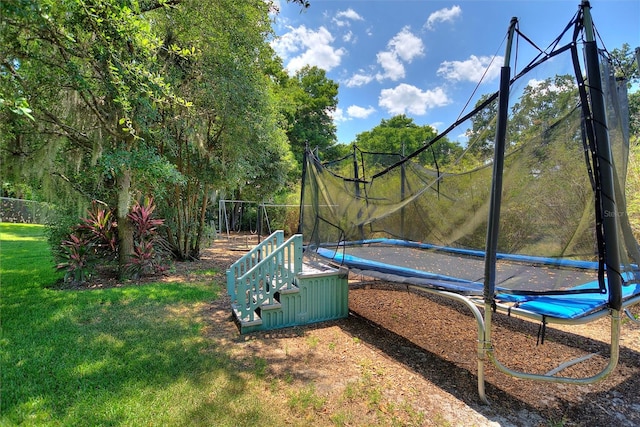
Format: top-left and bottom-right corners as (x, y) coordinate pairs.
(300, 11), (640, 309)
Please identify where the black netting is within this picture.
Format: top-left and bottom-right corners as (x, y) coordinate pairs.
(300, 11), (639, 302)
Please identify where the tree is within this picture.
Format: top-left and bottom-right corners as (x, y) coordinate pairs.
(354, 115), (461, 169)
(467, 75), (580, 159)
(610, 44), (639, 85)
(609, 44), (640, 239)
(282, 66), (339, 165)
(1, 1), (189, 275)
(464, 93), (499, 160)
(609, 44), (639, 141)
(149, 0), (294, 259)
(509, 75), (579, 145)
(2, 0), (317, 269)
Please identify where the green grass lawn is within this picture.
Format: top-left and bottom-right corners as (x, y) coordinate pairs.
(1, 223), (434, 427)
(0, 223), (282, 426)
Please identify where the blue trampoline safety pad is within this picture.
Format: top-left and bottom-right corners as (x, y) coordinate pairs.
(496, 282), (640, 319)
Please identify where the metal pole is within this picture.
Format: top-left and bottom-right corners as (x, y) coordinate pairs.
(484, 17), (518, 301)
(353, 145), (364, 239)
(480, 17), (517, 405)
(298, 145), (309, 235)
(583, 0), (623, 310)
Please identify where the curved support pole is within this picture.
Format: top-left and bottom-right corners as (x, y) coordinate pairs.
(409, 287), (489, 404)
(624, 308), (640, 324)
(546, 353), (598, 376)
(485, 309), (621, 384)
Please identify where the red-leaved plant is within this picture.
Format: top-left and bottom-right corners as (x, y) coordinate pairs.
(124, 197), (168, 279)
(57, 198), (168, 284)
(79, 203), (117, 254)
(57, 234), (94, 285)
(56, 202), (117, 285)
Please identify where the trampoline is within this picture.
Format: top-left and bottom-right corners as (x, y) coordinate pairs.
(316, 240), (640, 320)
(300, 1), (640, 403)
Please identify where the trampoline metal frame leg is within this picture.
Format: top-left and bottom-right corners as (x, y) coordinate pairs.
(409, 287), (489, 404)
(409, 287), (623, 404)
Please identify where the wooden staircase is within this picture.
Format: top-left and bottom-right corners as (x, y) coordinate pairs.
(226, 231), (348, 334)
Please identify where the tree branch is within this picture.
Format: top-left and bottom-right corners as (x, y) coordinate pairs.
(139, 0), (183, 13)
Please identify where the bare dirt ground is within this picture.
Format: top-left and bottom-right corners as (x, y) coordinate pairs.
(92, 236), (640, 426)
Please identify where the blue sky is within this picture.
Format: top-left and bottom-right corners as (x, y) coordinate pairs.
(270, 0), (640, 145)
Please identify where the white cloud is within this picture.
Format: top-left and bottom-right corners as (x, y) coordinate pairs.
(331, 107), (347, 122)
(376, 51), (405, 81)
(333, 8), (364, 27)
(345, 72), (374, 87)
(271, 25), (346, 74)
(527, 78), (545, 89)
(437, 55), (503, 83)
(388, 27), (424, 62)
(425, 5), (462, 30)
(347, 105), (376, 119)
(379, 84), (451, 115)
(343, 30), (354, 43)
(428, 121), (445, 132)
(526, 78), (576, 93)
(336, 9), (364, 22)
(375, 27), (424, 82)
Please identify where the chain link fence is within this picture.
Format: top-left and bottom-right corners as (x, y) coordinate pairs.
(0, 197), (53, 224)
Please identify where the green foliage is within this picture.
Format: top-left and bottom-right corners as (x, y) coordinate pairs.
(1, 182), (36, 199)
(609, 43), (639, 86)
(266, 197), (301, 236)
(0, 97), (34, 120)
(630, 91), (640, 141)
(101, 147), (186, 197)
(282, 65), (339, 165)
(46, 203), (88, 258)
(510, 74), (579, 143)
(465, 93), (499, 159)
(353, 115), (461, 171)
(55, 203), (117, 285)
(609, 44), (640, 139)
(627, 144), (640, 240)
(2, 0), (300, 263)
(467, 74), (580, 161)
(0, 0), (189, 272)
(145, 0), (295, 259)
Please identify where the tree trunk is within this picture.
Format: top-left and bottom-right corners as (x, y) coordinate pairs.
(192, 184), (210, 259)
(117, 169), (134, 278)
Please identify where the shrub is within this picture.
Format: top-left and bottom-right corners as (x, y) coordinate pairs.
(57, 234), (95, 285)
(55, 202), (117, 285)
(79, 202), (117, 255)
(47, 204), (88, 260)
(56, 198), (168, 285)
(125, 197), (169, 279)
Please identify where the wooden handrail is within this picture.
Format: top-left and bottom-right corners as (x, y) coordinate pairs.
(227, 232), (302, 322)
